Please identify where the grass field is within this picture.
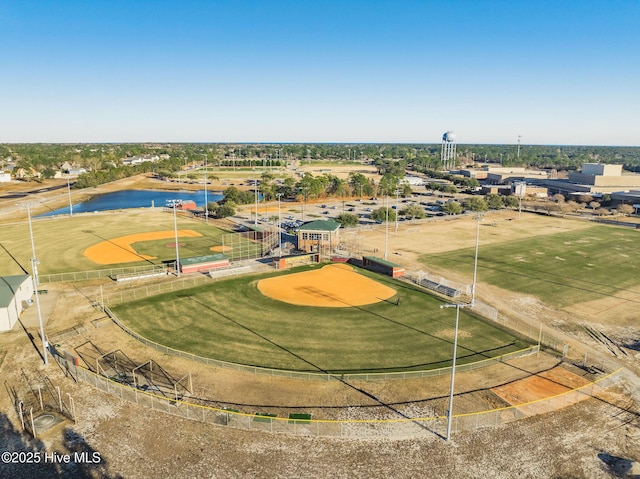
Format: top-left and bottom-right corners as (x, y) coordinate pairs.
(420, 225), (640, 308)
(111, 265), (531, 373)
(0, 210), (233, 275)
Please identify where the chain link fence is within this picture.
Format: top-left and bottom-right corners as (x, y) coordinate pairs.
(40, 264), (168, 283)
(103, 262), (271, 306)
(49, 346), (622, 439)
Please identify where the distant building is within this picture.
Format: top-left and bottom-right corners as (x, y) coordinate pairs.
(545, 163), (640, 195)
(610, 190), (640, 206)
(176, 200), (196, 211)
(122, 155), (160, 166)
(0, 172), (11, 182)
(460, 166), (548, 185)
(402, 176), (424, 187)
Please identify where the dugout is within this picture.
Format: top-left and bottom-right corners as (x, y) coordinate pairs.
(362, 256), (405, 278)
(179, 254), (229, 274)
(274, 253), (319, 269)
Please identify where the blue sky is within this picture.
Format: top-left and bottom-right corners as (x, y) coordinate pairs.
(1, 0), (638, 145)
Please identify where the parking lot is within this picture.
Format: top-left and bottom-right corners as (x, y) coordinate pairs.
(231, 189), (473, 231)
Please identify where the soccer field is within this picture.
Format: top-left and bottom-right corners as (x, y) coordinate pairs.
(420, 225), (640, 308)
(111, 265), (531, 374)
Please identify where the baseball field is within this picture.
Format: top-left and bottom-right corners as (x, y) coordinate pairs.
(110, 263), (532, 374)
(0, 210), (237, 275)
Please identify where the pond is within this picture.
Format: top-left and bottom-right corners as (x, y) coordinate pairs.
(38, 189), (224, 217)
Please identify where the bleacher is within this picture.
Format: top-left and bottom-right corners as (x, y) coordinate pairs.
(418, 277), (461, 298)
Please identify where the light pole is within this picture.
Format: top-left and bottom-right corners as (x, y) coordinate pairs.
(394, 189), (400, 235)
(27, 204), (48, 365)
(384, 194), (389, 260)
(67, 175), (73, 216)
(201, 154), (208, 224)
(276, 193), (282, 257)
(441, 302), (465, 441)
(254, 171), (258, 226)
(471, 213), (483, 306)
(173, 203), (181, 277)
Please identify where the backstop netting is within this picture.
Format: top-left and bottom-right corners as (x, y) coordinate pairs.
(221, 227), (279, 261)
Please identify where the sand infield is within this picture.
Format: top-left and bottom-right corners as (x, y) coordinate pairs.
(83, 230), (202, 265)
(491, 366), (591, 406)
(257, 263), (397, 307)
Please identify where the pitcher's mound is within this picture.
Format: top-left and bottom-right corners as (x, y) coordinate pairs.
(257, 263), (396, 307)
(210, 246), (233, 252)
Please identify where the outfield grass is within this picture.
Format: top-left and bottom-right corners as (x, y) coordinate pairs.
(111, 265), (531, 374)
(0, 210), (232, 275)
(420, 225), (640, 308)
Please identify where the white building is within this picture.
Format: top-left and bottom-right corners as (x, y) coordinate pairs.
(0, 275), (34, 332)
(0, 172), (11, 182)
(402, 176), (424, 187)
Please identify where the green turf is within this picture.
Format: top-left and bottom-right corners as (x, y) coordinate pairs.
(0, 210), (233, 275)
(111, 265), (531, 374)
(420, 225), (640, 308)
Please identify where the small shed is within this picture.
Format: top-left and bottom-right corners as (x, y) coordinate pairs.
(177, 200), (197, 211)
(0, 275), (34, 332)
(179, 254), (229, 274)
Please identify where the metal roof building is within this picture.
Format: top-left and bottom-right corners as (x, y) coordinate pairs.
(1, 275), (33, 332)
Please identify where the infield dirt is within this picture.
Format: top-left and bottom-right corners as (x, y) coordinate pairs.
(257, 263), (396, 307)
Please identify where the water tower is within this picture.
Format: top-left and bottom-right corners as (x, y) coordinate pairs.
(441, 131), (457, 170)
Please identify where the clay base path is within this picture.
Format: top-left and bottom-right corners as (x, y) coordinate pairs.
(257, 263), (397, 308)
(83, 230), (202, 265)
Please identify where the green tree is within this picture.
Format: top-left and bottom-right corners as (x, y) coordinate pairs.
(463, 197), (488, 212)
(370, 207), (396, 223)
(442, 201), (463, 215)
(209, 201), (236, 218)
(486, 194), (504, 210)
(399, 204), (426, 219)
(348, 172), (371, 197)
(503, 195), (520, 208)
(336, 213), (359, 227)
(378, 174), (399, 196)
(41, 167), (57, 179)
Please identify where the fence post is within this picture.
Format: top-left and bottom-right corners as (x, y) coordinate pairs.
(30, 408), (36, 438)
(56, 386), (63, 411)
